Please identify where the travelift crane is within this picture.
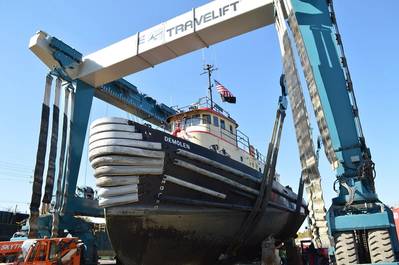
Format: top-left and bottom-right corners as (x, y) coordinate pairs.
(29, 0), (398, 264)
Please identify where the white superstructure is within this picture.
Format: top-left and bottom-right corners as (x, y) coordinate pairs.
(168, 97), (265, 172)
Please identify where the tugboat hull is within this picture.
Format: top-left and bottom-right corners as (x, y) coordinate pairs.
(88, 118), (306, 265)
(106, 206), (302, 265)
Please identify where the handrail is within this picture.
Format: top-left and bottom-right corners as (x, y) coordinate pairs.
(176, 97), (232, 119)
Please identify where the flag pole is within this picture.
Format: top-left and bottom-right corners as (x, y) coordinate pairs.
(202, 64), (217, 110)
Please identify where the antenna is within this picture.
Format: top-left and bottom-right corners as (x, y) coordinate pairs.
(201, 64), (217, 110)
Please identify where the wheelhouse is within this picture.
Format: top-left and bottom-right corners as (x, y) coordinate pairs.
(167, 97), (265, 172)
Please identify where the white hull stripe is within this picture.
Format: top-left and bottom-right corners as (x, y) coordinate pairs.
(174, 159), (259, 195)
(164, 174), (226, 199)
(176, 149), (261, 183)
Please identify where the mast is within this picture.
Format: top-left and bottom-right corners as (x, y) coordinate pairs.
(202, 64), (217, 110)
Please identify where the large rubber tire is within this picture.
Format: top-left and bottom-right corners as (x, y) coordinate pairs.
(334, 232), (359, 265)
(368, 229), (395, 263)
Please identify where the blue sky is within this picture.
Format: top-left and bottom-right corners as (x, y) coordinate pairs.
(0, 1), (398, 213)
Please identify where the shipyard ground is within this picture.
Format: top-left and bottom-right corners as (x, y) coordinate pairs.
(98, 261), (265, 265)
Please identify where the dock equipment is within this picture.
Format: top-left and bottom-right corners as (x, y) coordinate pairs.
(28, 0), (398, 264)
(0, 237), (83, 264)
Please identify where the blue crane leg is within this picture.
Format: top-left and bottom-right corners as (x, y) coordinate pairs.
(290, 0), (360, 174)
(289, 0), (377, 204)
(290, 1), (398, 258)
(64, 79), (95, 214)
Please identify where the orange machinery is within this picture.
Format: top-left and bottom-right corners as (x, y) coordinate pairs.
(0, 237), (82, 264)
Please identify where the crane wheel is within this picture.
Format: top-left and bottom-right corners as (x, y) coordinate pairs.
(334, 231), (359, 265)
(368, 229), (395, 263)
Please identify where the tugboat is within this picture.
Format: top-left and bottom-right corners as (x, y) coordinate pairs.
(88, 65), (306, 265)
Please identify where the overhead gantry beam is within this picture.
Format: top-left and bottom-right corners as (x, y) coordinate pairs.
(30, 0), (275, 87)
(29, 34), (177, 127)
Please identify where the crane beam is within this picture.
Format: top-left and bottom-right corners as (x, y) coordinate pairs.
(30, 0), (276, 87)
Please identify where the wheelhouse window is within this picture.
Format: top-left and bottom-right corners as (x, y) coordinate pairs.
(184, 117), (192, 127)
(229, 124), (234, 134)
(171, 121), (181, 131)
(202, 114), (211, 125)
(192, 114), (201, 126)
(220, 119), (225, 130)
(213, 116), (219, 127)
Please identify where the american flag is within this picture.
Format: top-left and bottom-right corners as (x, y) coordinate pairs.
(214, 80), (236, 103)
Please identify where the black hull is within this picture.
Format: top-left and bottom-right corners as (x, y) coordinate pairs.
(106, 206), (303, 265)
(92, 121), (306, 265)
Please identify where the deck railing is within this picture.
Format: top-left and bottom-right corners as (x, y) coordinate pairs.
(176, 97), (232, 119)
